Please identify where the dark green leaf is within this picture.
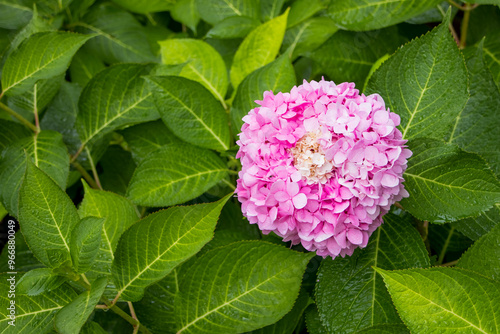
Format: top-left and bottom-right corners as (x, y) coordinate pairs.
(196, 0), (260, 25)
(0, 0), (32, 29)
(16, 268), (67, 296)
(0, 231), (43, 273)
(428, 224), (472, 264)
(171, 0), (200, 32)
(305, 305), (329, 334)
(69, 48), (106, 87)
(0, 119), (31, 151)
(287, 0), (327, 28)
(467, 6), (500, 45)
(206, 16), (261, 39)
(454, 205), (500, 240)
(261, 0), (285, 21)
(482, 32), (500, 89)
(70, 216), (105, 274)
(81, 321), (108, 334)
(110, 0), (176, 13)
(99, 145), (136, 196)
(356, 324), (410, 333)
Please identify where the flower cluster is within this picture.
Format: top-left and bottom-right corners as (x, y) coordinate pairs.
(235, 79), (411, 258)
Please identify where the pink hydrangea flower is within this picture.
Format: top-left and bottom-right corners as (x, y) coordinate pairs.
(235, 79), (412, 258)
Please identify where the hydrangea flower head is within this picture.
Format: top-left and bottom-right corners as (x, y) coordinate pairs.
(235, 79), (411, 258)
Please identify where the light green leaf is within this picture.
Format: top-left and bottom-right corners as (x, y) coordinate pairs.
(0, 273), (77, 334)
(196, 0), (260, 25)
(76, 4), (157, 64)
(69, 47), (106, 87)
(76, 63), (159, 149)
(457, 222), (500, 281)
(110, 0), (176, 13)
(287, 0), (327, 28)
(0, 0), (33, 29)
(316, 213), (430, 334)
(0, 130), (69, 216)
(16, 268), (68, 296)
(54, 277), (108, 334)
(70, 216), (105, 274)
(120, 120), (180, 164)
(454, 204), (500, 240)
(230, 9), (289, 89)
(159, 38), (228, 105)
(327, 0), (442, 31)
(78, 181), (139, 277)
(448, 41), (500, 177)
(375, 267), (500, 334)
(127, 143), (229, 207)
(261, 0), (285, 21)
(18, 160), (78, 267)
(365, 14), (469, 140)
(206, 16), (261, 39)
(146, 76), (230, 151)
(401, 138), (500, 223)
(175, 241), (314, 333)
(112, 195), (230, 301)
(311, 27), (404, 88)
(282, 16), (338, 61)
(0, 119), (31, 151)
(171, 0), (200, 32)
(0, 231), (43, 273)
(356, 324), (410, 333)
(231, 53), (296, 134)
(1, 31), (93, 96)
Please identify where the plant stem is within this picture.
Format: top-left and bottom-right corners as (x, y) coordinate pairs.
(447, 0), (462, 9)
(85, 146), (103, 190)
(439, 259), (459, 267)
(33, 84), (41, 134)
(71, 161), (100, 189)
(459, 4), (472, 49)
(71, 143), (85, 163)
(0, 101), (38, 132)
(437, 226), (455, 265)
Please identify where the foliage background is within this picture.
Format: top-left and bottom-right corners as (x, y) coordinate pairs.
(0, 0), (499, 333)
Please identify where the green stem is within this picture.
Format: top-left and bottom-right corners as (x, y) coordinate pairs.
(85, 146), (103, 190)
(447, 0), (462, 9)
(460, 5), (471, 49)
(438, 226), (455, 265)
(33, 84), (40, 134)
(0, 101), (38, 132)
(71, 161), (100, 189)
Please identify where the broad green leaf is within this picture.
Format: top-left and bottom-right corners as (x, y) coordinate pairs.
(78, 181), (139, 277)
(357, 324), (410, 333)
(175, 241), (314, 333)
(0, 120), (31, 151)
(1, 31), (93, 96)
(230, 9), (289, 88)
(171, 0), (200, 32)
(0, 231), (43, 273)
(287, 0), (327, 28)
(112, 195), (230, 301)
(0, 273), (77, 334)
(454, 204), (500, 240)
(119, 120), (180, 164)
(18, 160), (78, 267)
(127, 143), (228, 207)
(428, 224), (472, 264)
(261, 0), (285, 21)
(448, 41), (500, 177)
(457, 222), (500, 281)
(464, 0), (500, 5)
(99, 145), (136, 195)
(316, 213), (430, 334)
(326, 0), (442, 31)
(196, 0), (260, 25)
(405, 2), (457, 24)
(76, 63), (159, 148)
(306, 305), (329, 334)
(206, 16), (261, 39)
(81, 322), (108, 334)
(482, 33), (500, 89)
(146, 76), (230, 151)
(76, 4), (157, 64)
(159, 39), (228, 105)
(282, 17), (338, 61)
(0, 0), (32, 29)
(69, 47), (106, 87)
(110, 0), (176, 13)
(70, 216), (105, 274)
(16, 268), (67, 296)
(54, 277), (108, 334)
(401, 138), (500, 223)
(311, 27), (404, 88)
(375, 267), (500, 334)
(366, 15), (468, 140)
(231, 53), (296, 134)
(0, 130), (69, 216)
(467, 6), (500, 46)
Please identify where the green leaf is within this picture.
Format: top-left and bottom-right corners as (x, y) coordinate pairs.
(481, 33), (500, 93)
(196, 0), (260, 25)
(467, 6), (500, 46)
(454, 204), (500, 240)
(282, 17), (338, 61)
(76, 63), (159, 148)
(287, 0), (327, 28)
(326, 0), (442, 31)
(69, 48), (106, 88)
(78, 181), (139, 277)
(428, 224), (472, 264)
(315, 213), (430, 334)
(127, 143), (229, 207)
(230, 9), (289, 89)
(70, 216), (105, 274)
(375, 267), (500, 333)
(0, 119), (31, 151)
(54, 277), (108, 334)
(81, 321), (108, 334)
(401, 138), (500, 223)
(16, 268), (68, 296)
(457, 222), (500, 281)
(99, 145), (136, 196)
(261, 0), (285, 21)
(175, 241), (314, 333)
(0, 231), (43, 273)
(110, 0), (176, 13)
(18, 159), (78, 267)
(159, 38), (228, 106)
(119, 120), (180, 164)
(0, 130), (69, 216)
(231, 53), (296, 134)
(0, 273), (77, 333)
(171, 0), (200, 32)
(305, 305), (329, 334)
(76, 4), (157, 64)
(366, 15), (469, 140)
(0, 0), (33, 29)
(206, 16), (261, 39)
(146, 76), (230, 151)
(310, 27), (404, 88)
(356, 324), (410, 333)
(112, 195), (230, 301)
(448, 41), (500, 177)
(1, 31), (93, 96)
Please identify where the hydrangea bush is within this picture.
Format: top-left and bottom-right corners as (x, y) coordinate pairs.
(0, 1), (499, 334)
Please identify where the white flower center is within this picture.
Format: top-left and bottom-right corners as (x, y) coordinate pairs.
(290, 131), (334, 184)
